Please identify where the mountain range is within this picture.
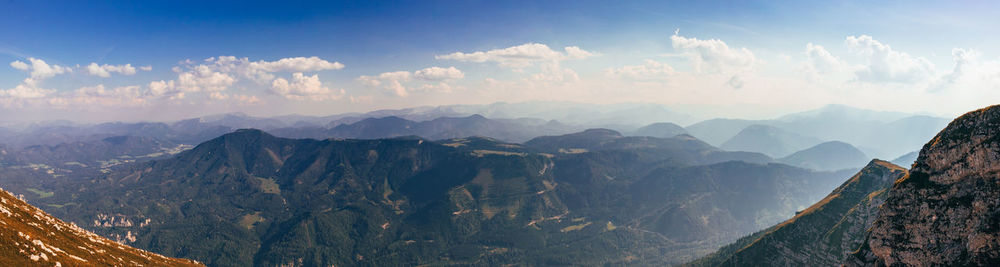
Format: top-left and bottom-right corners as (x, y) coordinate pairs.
(2, 129), (852, 266)
(0, 102), (976, 266)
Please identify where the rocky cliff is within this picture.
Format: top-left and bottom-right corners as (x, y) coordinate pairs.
(850, 104), (1000, 266)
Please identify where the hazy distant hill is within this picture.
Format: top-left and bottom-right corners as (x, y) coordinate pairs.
(720, 125), (822, 158)
(889, 151), (918, 168)
(524, 129), (773, 165)
(685, 105), (949, 159)
(629, 122), (688, 138)
(23, 129), (851, 266)
(0, 187), (201, 266)
(12, 136), (187, 167)
(685, 119), (766, 146)
(778, 141), (869, 171)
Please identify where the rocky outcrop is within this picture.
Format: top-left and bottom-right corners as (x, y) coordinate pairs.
(850, 104), (1000, 266)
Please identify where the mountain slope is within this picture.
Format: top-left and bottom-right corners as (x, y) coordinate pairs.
(0, 187), (201, 266)
(720, 125), (822, 158)
(849, 104), (1000, 266)
(690, 160), (906, 266)
(31, 129), (852, 266)
(778, 141), (868, 171)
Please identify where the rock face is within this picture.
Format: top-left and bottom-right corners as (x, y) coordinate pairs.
(687, 160), (906, 266)
(0, 188), (201, 266)
(850, 105), (1000, 266)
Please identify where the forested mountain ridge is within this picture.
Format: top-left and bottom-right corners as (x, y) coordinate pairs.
(22, 129), (852, 266)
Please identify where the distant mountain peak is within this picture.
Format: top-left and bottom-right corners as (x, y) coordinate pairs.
(580, 128), (623, 137)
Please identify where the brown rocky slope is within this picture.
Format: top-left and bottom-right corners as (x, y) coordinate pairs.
(0, 188), (201, 266)
(849, 104), (1000, 266)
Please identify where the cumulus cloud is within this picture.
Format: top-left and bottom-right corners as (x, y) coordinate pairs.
(846, 35), (936, 83)
(139, 65), (153, 71)
(177, 65), (237, 92)
(271, 72), (344, 101)
(249, 56), (344, 73)
(414, 66), (464, 81)
(146, 55), (344, 101)
(147, 80), (181, 99)
(605, 59), (676, 80)
(928, 48), (998, 92)
(360, 67), (466, 97)
(85, 63), (139, 77)
(175, 56), (345, 85)
(670, 33), (757, 73)
(436, 43), (594, 68)
(9, 60), (28, 70)
(9, 58), (70, 81)
(358, 71), (411, 97)
(803, 43), (845, 74)
(0, 84), (53, 99)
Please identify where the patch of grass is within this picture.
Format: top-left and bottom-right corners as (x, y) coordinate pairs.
(45, 202), (78, 208)
(472, 150), (526, 157)
(255, 177), (281, 194)
(26, 188), (54, 198)
(560, 221), (592, 232)
(238, 212), (265, 230)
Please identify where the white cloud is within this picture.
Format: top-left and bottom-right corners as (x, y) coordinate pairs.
(605, 59), (675, 80)
(564, 46), (594, 59)
(0, 84), (53, 99)
(9, 58), (70, 80)
(803, 43), (845, 74)
(47, 85), (146, 107)
(436, 43), (594, 68)
(414, 66), (464, 81)
(358, 68), (469, 97)
(85, 63), (139, 78)
(529, 63), (580, 83)
(9, 61), (28, 70)
(147, 80), (184, 99)
(173, 56), (345, 85)
(358, 71), (413, 97)
(271, 72), (343, 101)
(846, 35), (935, 83)
(177, 65), (236, 92)
(670, 33), (759, 73)
(670, 33), (757, 73)
(152, 55), (343, 100)
(249, 56), (344, 73)
(139, 65), (153, 71)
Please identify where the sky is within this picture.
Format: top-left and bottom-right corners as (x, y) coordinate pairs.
(1, 0), (999, 122)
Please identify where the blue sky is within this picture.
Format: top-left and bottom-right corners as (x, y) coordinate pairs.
(1, 0), (999, 122)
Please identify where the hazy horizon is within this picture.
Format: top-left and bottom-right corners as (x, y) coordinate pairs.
(2, 1), (996, 122)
